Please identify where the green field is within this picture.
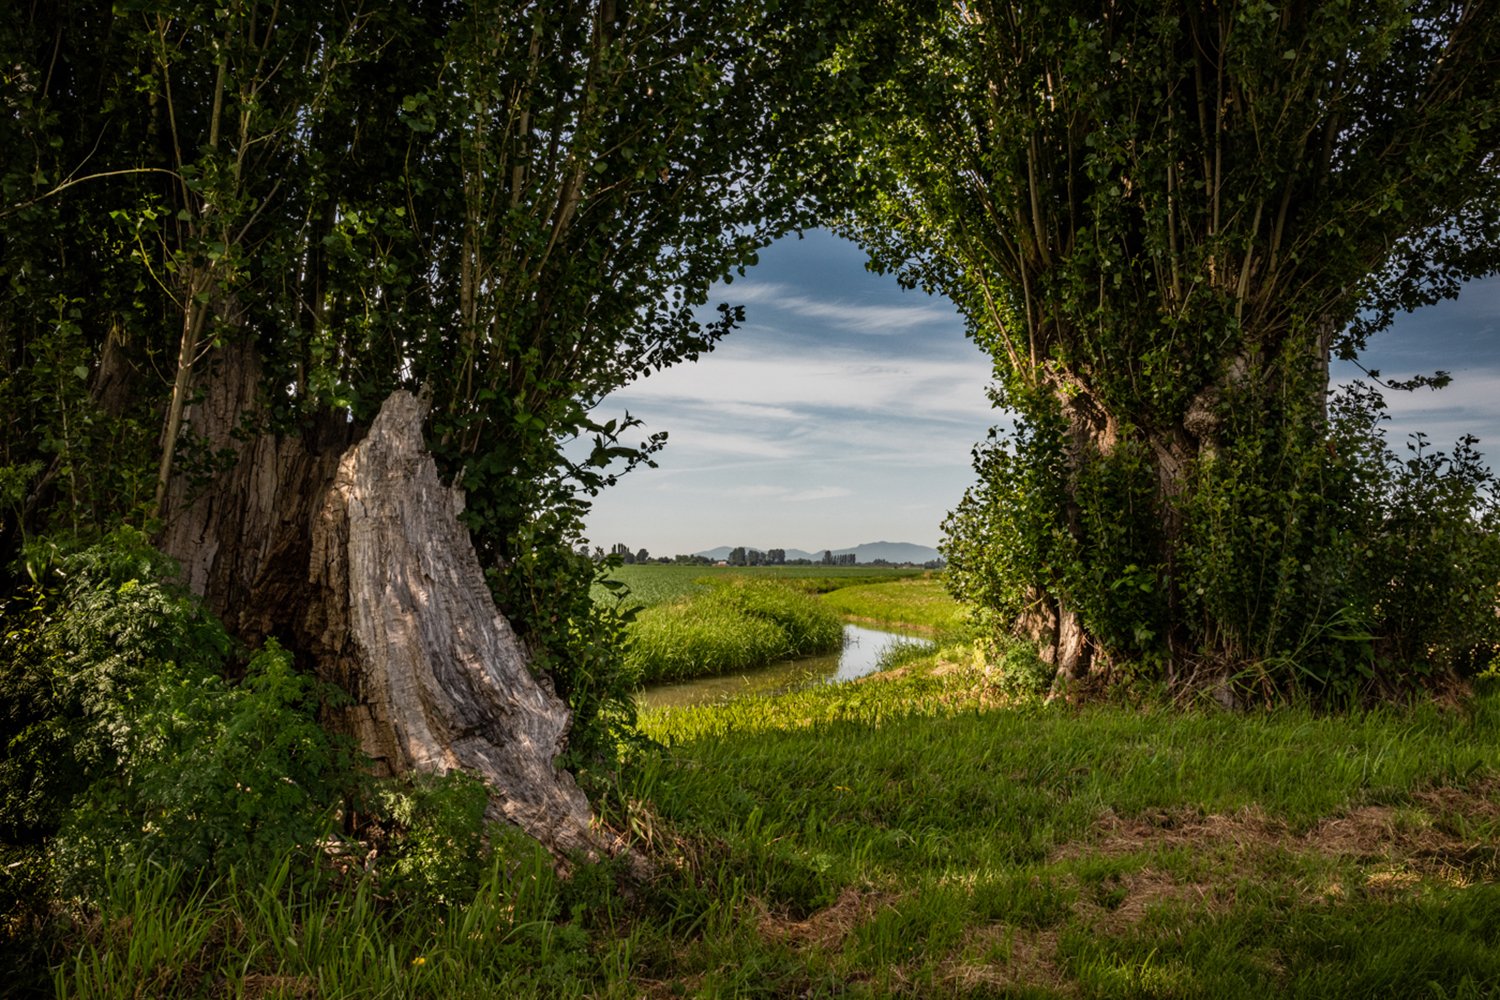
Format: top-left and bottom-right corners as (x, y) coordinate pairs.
(818, 577), (971, 635)
(593, 563), (928, 608)
(49, 657), (1500, 998)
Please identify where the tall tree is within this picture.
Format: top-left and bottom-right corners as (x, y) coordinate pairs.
(844, 0), (1500, 695)
(0, 0), (848, 853)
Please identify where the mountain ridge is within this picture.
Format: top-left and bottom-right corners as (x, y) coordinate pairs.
(692, 541), (941, 564)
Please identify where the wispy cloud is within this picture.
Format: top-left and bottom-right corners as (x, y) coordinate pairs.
(724, 281), (959, 335)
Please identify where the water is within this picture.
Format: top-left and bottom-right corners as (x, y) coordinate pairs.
(637, 623), (932, 709)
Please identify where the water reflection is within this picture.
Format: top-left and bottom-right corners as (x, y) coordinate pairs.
(638, 623), (932, 710)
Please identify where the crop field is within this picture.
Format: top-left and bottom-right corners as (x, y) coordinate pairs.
(593, 563), (928, 608)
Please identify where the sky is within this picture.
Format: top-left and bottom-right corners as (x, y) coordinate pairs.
(580, 229), (1500, 557)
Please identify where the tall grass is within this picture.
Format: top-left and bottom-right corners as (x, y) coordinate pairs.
(625, 581), (843, 685)
(55, 837), (608, 1000)
(37, 671), (1500, 998)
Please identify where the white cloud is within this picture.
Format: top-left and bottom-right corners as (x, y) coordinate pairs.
(725, 281), (959, 334)
(783, 486), (853, 502)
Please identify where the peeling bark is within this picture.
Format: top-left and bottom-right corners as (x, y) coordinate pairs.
(306, 390), (601, 860)
(157, 345), (606, 863)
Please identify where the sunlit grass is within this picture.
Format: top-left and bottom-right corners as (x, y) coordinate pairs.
(624, 580), (844, 685)
(818, 576), (969, 634)
(35, 659), (1500, 999)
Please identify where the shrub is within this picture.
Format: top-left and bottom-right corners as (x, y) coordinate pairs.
(372, 770), (491, 904)
(944, 377), (1500, 702)
(0, 529), (350, 894)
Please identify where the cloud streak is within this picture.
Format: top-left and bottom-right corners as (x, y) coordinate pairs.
(725, 281), (960, 335)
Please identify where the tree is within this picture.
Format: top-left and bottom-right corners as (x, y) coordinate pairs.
(845, 1), (1500, 696)
(728, 546), (748, 566)
(0, 0), (850, 856)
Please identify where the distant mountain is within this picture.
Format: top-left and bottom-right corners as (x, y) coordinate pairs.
(832, 541), (941, 564)
(692, 541), (940, 565)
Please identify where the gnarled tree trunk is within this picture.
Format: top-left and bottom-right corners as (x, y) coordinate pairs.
(157, 343), (603, 861)
(305, 390), (599, 856)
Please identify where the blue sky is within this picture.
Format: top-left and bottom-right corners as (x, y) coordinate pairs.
(581, 229), (1500, 557)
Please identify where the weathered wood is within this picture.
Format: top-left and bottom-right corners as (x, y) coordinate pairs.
(306, 390), (600, 859)
(156, 337), (357, 647)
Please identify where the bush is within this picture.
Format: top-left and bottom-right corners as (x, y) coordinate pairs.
(0, 529), (350, 894)
(372, 770), (491, 904)
(944, 376), (1500, 702)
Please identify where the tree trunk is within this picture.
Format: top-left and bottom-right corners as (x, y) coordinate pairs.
(156, 337), (358, 647)
(305, 390), (599, 858)
(157, 342), (605, 862)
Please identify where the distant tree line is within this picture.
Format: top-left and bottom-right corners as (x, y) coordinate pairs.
(584, 544), (942, 568)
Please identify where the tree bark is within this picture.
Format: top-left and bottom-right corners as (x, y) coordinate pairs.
(157, 343), (605, 862)
(156, 337), (358, 646)
(305, 390), (600, 858)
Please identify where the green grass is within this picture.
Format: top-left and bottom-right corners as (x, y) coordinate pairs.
(33, 663), (1500, 998)
(622, 662), (1500, 996)
(624, 580), (845, 685)
(817, 576), (969, 634)
(594, 564), (926, 608)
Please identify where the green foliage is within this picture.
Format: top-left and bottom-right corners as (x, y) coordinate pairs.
(1181, 380), (1500, 700)
(372, 771), (491, 905)
(0, 0), (866, 775)
(625, 582), (845, 685)
(0, 530), (348, 890)
(991, 641), (1057, 700)
(845, 1), (1500, 697)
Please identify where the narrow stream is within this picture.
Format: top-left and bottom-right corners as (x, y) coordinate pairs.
(637, 623), (932, 710)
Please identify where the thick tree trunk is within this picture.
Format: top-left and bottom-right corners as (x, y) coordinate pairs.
(156, 338), (357, 646)
(305, 390), (600, 858)
(1018, 590), (1099, 698)
(157, 343), (605, 862)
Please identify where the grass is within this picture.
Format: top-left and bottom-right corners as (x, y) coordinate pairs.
(624, 659), (1500, 996)
(30, 657), (1500, 998)
(817, 576), (969, 635)
(624, 580), (845, 685)
(593, 564), (926, 609)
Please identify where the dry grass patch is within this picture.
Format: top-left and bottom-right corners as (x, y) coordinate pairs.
(1066, 779), (1500, 882)
(757, 886), (896, 952)
(939, 925), (1072, 996)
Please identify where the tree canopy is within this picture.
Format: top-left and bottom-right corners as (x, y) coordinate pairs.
(841, 0), (1500, 697)
(1, 0), (856, 756)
